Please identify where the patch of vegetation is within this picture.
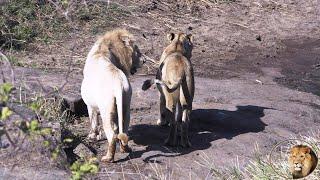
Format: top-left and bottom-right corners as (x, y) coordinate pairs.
(70, 157), (99, 180)
(0, 81), (98, 178)
(1, 82), (58, 148)
(29, 94), (68, 122)
(0, 0), (131, 50)
(5, 55), (24, 66)
(0, 0), (67, 49)
(0, 83), (13, 103)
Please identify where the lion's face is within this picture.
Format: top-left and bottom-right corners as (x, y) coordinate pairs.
(289, 145), (312, 172)
(130, 44), (144, 75)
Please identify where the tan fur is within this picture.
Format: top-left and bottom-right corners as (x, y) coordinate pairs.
(117, 133), (129, 146)
(158, 32), (193, 66)
(142, 32), (194, 147)
(94, 29), (142, 75)
(289, 145), (318, 179)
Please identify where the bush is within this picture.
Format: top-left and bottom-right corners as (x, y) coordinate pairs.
(0, 0), (67, 49)
(0, 0), (131, 50)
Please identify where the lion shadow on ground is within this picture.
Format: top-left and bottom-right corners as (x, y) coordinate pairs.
(116, 105), (271, 163)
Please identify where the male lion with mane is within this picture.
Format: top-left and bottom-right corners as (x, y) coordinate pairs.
(289, 145), (318, 179)
(142, 32), (194, 147)
(81, 29), (144, 162)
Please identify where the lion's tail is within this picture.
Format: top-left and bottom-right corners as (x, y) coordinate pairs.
(142, 78), (182, 93)
(115, 87), (129, 146)
(117, 133), (129, 146)
(142, 79), (155, 91)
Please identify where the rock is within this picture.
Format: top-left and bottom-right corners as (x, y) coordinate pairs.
(8, 103), (37, 121)
(256, 35), (262, 41)
(1, 67), (87, 117)
(61, 94), (88, 117)
(73, 143), (94, 158)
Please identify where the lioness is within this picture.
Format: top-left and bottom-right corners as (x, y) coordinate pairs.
(81, 29), (144, 162)
(142, 32), (194, 147)
(289, 145), (318, 179)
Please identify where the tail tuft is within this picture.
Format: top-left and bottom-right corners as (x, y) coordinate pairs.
(142, 79), (154, 91)
(117, 133), (129, 146)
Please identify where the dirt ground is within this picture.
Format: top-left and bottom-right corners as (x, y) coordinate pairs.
(1, 0), (320, 179)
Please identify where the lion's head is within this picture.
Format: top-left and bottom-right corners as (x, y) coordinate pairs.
(159, 32), (193, 65)
(95, 29), (145, 75)
(288, 145), (318, 179)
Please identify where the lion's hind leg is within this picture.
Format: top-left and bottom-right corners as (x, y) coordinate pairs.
(87, 106), (100, 140)
(180, 108), (191, 148)
(100, 101), (117, 163)
(157, 93), (170, 126)
(120, 94), (132, 153)
(164, 106), (178, 147)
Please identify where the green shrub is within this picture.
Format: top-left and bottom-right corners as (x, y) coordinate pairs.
(0, 0), (67, 49)
(0, 0), (131, 50)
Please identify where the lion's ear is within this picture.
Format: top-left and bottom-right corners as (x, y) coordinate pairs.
(186, 34), (193, 43)
(305, 147), (311, 154)
(167, 33), (175, 41)
(121, 35), (131, 46)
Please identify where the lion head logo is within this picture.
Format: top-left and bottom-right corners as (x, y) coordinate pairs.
(288, 145), (318, 179)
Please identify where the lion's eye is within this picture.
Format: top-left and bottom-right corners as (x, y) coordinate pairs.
(300, 155), (304, 158)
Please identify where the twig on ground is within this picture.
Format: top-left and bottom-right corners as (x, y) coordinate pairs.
(4, 128), (16, 148)
(142, 54), (158, 65)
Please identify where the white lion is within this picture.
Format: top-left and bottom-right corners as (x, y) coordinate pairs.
(81, 29), (144, 162)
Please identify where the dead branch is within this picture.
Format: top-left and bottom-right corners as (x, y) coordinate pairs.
(47, 0), (75, 23)
(4, 128), (16, 148)
(142, 54), (158, 66)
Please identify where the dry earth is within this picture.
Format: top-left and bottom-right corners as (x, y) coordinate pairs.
(1, 0), (320, 179)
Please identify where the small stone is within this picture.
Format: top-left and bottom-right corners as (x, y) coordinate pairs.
(256, 35), (262, 41)
(73, 143), (94, 158)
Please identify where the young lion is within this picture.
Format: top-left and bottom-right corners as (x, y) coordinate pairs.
(289, 145), (318, 179)
(142, 32), (194, 147)
(81, 29), (144, 162)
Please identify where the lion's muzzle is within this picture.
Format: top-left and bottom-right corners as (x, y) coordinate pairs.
(293, 163), (303, 171)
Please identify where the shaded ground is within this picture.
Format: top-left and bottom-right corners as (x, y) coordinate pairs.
(1, 0), (320, 179)
(2, 66), (319, 179)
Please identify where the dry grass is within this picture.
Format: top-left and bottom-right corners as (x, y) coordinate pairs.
(119, 131), (319, 180)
